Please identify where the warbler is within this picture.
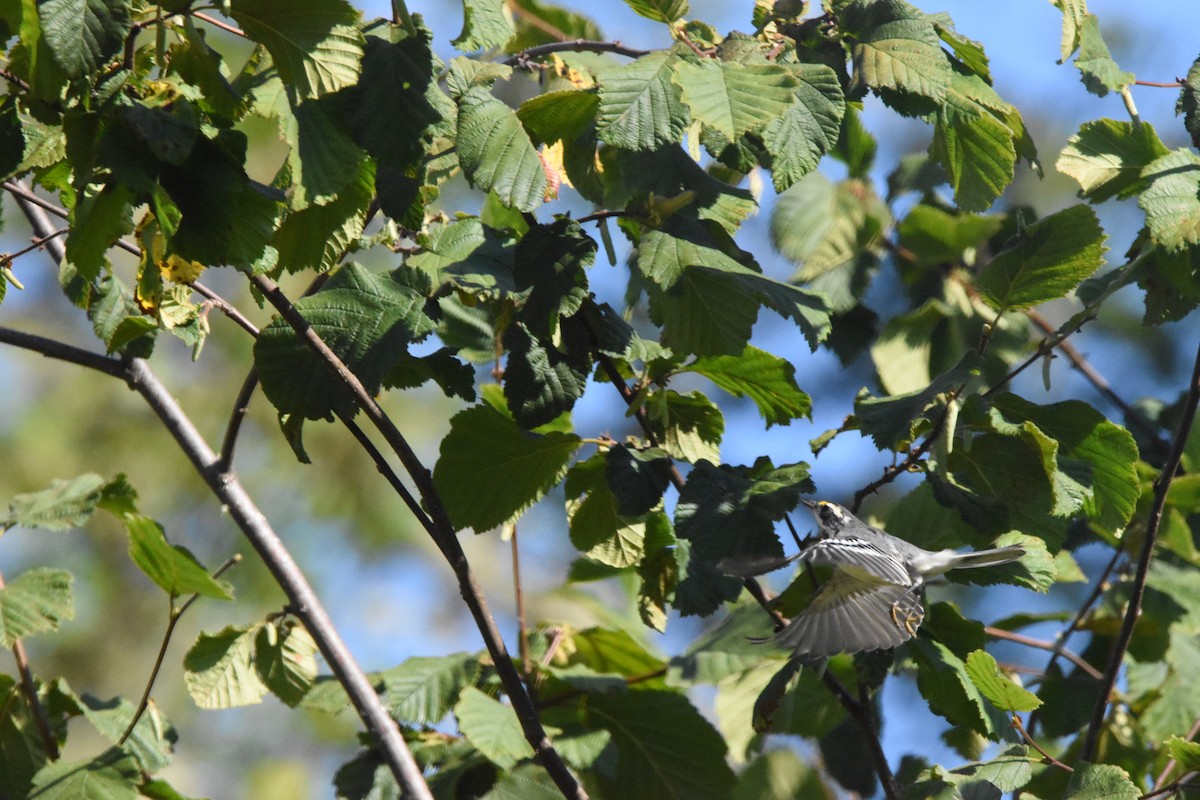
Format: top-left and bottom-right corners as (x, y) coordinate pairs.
(726, 499), (1026, 659)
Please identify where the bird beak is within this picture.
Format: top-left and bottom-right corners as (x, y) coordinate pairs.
(800, 499), (817, 510)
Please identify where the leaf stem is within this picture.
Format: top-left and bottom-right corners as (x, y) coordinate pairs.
(1011, 713), (1073, 772)
(983, 626), (1101, 680)
(1080, 334), (1200, 763)
(119, 554), (243, 745)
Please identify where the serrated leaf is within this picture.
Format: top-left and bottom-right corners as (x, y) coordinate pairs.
(856, 351), (980, 449)
(454, 687), (534, 769)
(481, 764), (563, 800)
(674, 60), (799, 140)
(273, 158), (375, 273)
(29, 749), (140, 800)
(976, 204), (1107, 310)
(453, 0), (513, 51)
(568, 487), (647, 568)
(254, 264), (437, 421)
(66, 182), (135, 281)
(596, 49), (690, 151)
(842, 0), (951, 103)
(518, 90), (599, 146)
(761, 63), (845, 191)
(929, 72), (1017, 212)
(1166, 736), (1200, 772)
(897, 204), (1004, 267)
(74, 694), (177, 774)
(433, 403), (581, 531)
(948, 745), (1033, 793)
(1057, 119), (1169, 203)
(646, 390), (724, 463)
(1065, 763), (1140, 800)
(124, 515), (232, 600)
(256, 621), (318, 707)
(624, 0), (687, 23)
(685, 346), (811, 427)
(769, 173), (888, 280)
(588, 690), (737, 799)
(648, 265), (760, 356)
(380, 652), (480, 724)
(183, 625), (269, 709)
(3, 473), (105, 531)
(1140, 149), (1200, 252)
(0, 568), (74, 647)
(1072, 14), (1134, 97)
(37, 0), (131, 78)
(606, 446), (671, 517)
(964, 650), (1042, 712)
(230, 0), (364, 100)
(456, 88), (548, 212)
(912, 639), (995, 737)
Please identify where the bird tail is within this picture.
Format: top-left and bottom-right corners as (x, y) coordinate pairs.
(951, 545), (1025, 569)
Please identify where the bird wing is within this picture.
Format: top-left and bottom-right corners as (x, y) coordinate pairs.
(796, 534), (915, 586)
(770, 570), (924, 659)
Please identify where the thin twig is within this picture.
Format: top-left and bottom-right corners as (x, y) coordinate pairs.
(4, 228), (68, 262)
(821, 671), (899, 800)
(1080, 336), (1200, 763)
(1134, 79), (1183, 88)
(0, 569), (61, 760)
(1011, 713), (1073, 772)
(1154, 717), (1200, 791)
(191, 11), (245, 37)
(1143, 773), (1200, 800)
(511, 524), (532, 676)
(217, 369), (262, 473)
(503, 39), (650, 67)
(119, 554), (243, 745)
(984, 626), (1102, 680)
(248, 275), (587, 800)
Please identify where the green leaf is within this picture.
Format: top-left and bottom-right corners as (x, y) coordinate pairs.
(29, 749), (140, 800)
(648, 265), (760, 356)
(1050, 0), (1087, 62)
(855, 351), (980, 449)
(897, 204), (1004, 266)
(929, 71), (1018, 212)
(624, 0), (687, 23)
(1072, 14), (1134, 97)
(646, 389), (724, 463)
(1057, 119), (1169, 203)
(769, 173), (888, 280)
(568, 487), (648, 568)
(409, 217), (516, 295)
(562, 626), (666, 676)
(507, 0), (602, 51)
(685, 346), (811, 427)
(454, 687), (534, 769)
(588, 690), (736, 799)
(1140, 149), (1200, 252)
(183, 625), (269, 709)
(596, 49), (690, 151)
(453, 0), (513, 51)
(606, 445), (671, 517)
(349, 28), (453, 169)
(842, 0), (951, 104)
(230, 0), (364, 100)
(433, 403), (581, 531)
(734, 749), (828, 800)
(964, 650), (1042, 712)
(0, 568), (74, 647)
(949, 746), (1033, 793)
(272, 158), (375, 273)
(73, 694), (177, 773)
(1166, 736), (1200, 772)
(517, 90), (600, 146)
(674, 60), (799, 140)
(37, 0), (131, 78)
(124, 515), (232, 600)
(66, 182), (135, 281)
(481, 764), (563, 800)
(1179, 56), (1200, 150)
(976, 205), (1107, 310)
(911, 639), (995, 737)
(761, 63), (845, 192)
(3, 473), (105, 531)
(256, 620), (318, 707)
(380, 653), (480, 724)
(1065, 763), (1140, 800)
(456, 88), (548, 212)
(254, 265), (437, 421)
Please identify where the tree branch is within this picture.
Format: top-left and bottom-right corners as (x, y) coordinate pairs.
(983, 626), (1102, 680)
(821, 671), (899, 800)
(1080, 335), (1200, 762)
(247, 275), (588, 800)
(503, 39), (650, 67)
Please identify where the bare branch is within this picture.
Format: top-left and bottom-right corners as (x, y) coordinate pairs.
(248, 275), (588, 800)
(1080, 335), (1200, 762)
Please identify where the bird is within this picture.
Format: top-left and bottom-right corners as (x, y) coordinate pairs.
(723, 499), (1026, 660)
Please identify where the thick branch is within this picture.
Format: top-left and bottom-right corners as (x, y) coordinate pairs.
(247, 275), (587, 800)
(1080, 336), (1200, 762)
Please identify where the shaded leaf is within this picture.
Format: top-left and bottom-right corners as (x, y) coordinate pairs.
(183, 625), (269, 709)
(1056, 119), (1169, 203)
(454, 687), (534, 769)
